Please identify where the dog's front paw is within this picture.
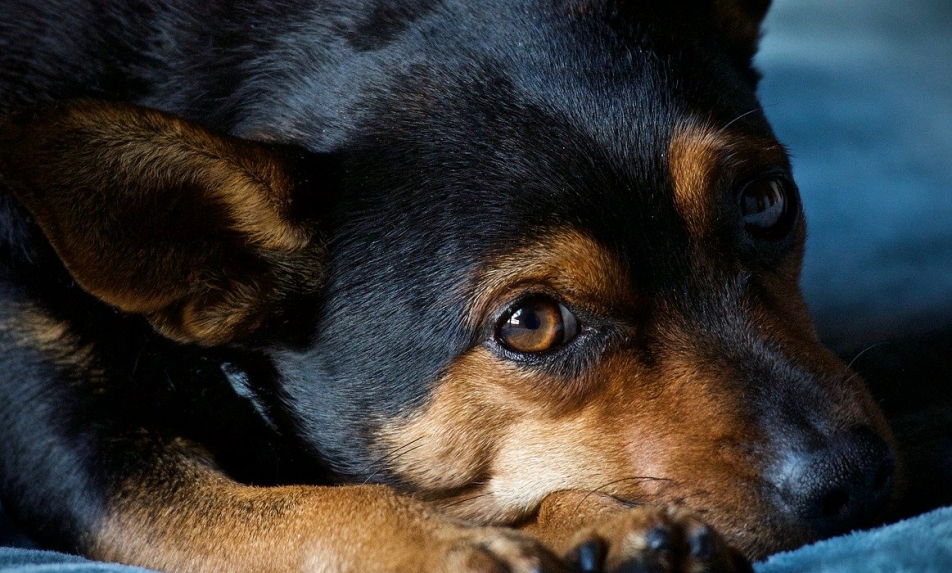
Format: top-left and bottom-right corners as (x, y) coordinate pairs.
(562, 507), (751, 573)
(431, 528), (568, 573)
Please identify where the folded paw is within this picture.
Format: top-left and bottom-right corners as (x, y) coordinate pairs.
(562, 506), (751, 573)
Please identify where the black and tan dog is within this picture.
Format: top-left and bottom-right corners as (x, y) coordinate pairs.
(0, 1), (899, 572)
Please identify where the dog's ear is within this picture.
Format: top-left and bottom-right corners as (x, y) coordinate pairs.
(0, 100), (331, 346)
(604, 0), (771, 78)
(710, 0), (772, 67)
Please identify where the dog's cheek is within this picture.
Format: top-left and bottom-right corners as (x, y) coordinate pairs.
(375, 349), (527, 495)
(375, 348), (767, 527)
(576, 354), (793, 556)
(483, 350), (782, 535)
(487, 408), (669, 520)
(374, 348), (640, 523)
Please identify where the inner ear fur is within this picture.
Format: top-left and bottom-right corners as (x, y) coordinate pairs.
(0, 100), (329, 346)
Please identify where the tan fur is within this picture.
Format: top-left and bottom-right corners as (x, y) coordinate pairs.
(93, 440), (560, 573)
(668, 119), (788, 242)
(0, 302), (99, 372)
(521, 490), (630, 551)
(466, 230), (636, 332)
(0, 101), (326, 345)
(667, 123), (726, 239)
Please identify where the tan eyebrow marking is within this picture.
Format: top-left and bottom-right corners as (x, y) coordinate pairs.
(668, 121), (733, 239)
(464, 229), (636, 331)
(668, 119), (787, 240)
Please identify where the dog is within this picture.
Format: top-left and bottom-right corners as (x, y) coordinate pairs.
(0, 1), (900, 572)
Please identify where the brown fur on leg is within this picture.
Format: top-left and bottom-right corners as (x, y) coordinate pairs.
(92, 439), (565, 573)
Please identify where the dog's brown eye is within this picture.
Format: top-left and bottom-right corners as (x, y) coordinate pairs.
(496, 297), (579, 354)
(740, 176), (795, 237)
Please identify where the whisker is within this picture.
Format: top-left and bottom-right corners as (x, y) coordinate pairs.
(717, 108), (760, 135)
(440, 491), (493, 509)
(361, 445), (426, 485)
(843, 341), (890, 377)
(130, 344), (147, 378)
(573, 475), (675, 514)
(163, 371), (176, 392)
(842, 370), (860, 387)
(361, 436), (427, 484)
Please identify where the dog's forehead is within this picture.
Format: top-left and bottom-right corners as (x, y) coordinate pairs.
(256, 0), (769, 156)
(335, 54), (772, 266)
(311, 0), (787, 312)
(275, 0), (794, 466)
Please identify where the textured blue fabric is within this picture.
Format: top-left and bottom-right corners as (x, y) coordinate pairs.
(0, 549), (152, 573)
(755, 507), (952, 573)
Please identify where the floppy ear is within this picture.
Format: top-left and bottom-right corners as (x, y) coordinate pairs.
(711, 0), (772, 68)
(0, 100), (330, 346)
(597, 0), (771, 78)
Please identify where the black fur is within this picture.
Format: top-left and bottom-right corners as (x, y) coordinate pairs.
(0, 0), (881, 563)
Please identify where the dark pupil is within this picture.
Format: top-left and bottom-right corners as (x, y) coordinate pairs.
(743, 180), (785, 229)
(513, 308), (541, 330)
(499, 299), (565, 353)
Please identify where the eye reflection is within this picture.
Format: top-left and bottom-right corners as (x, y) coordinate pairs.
(496, 296), (579, 354)
(740, 177), (795, 237)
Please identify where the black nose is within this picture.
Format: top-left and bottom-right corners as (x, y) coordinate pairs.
(784, 427), (895, 536)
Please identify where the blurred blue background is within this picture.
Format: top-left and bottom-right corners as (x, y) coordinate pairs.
(757, 0), (952, 518)
(757, 0), (952, 347)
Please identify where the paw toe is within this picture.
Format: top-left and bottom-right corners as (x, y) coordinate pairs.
(564, 506), (750, 573)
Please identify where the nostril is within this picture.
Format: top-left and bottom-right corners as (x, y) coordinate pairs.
(818, 487), (850, 520)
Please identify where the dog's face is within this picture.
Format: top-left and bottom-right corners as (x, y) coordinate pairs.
(260, 2), (897, 557)
(0, 0), (896, 560)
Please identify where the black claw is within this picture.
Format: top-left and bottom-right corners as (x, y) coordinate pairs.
(689, 527), (714, 560)
(572, 540), (605, 573)
(644, 526), (671, 552)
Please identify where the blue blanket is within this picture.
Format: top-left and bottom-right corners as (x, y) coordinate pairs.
(0, 549), (150, 573)
(2, 507), (951, 572)
(757, 507), (952, 573)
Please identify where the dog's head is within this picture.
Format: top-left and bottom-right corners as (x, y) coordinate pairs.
(0, 0), (897, 558)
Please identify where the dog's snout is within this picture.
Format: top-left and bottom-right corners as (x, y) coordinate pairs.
(780, 427), (895, 536)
